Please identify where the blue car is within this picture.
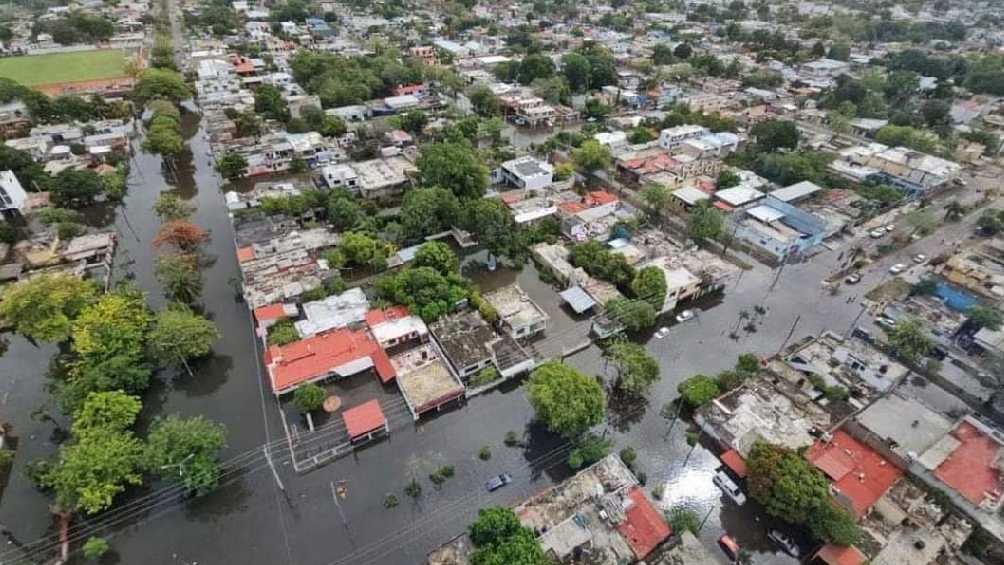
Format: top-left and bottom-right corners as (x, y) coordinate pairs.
(485, 473), (512, 492)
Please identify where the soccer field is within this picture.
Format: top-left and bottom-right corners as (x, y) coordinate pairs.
(0, 50), (127, 87)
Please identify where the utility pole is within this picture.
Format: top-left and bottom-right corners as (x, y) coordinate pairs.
(263, 445), (285, 491)
(330, 481), (349, 530)
(775, 314), (801, 357)
(844, 303), (868, 339)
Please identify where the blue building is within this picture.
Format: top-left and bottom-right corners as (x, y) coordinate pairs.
(731, 196), (827, 261)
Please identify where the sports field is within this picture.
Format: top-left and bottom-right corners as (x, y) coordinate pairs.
(0, 49), (127, 87)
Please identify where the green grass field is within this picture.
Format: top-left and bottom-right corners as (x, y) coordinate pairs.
(0, 49), (127, 86)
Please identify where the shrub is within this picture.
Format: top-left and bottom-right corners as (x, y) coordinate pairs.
(384, 494), (399, 508)
(292, 383), (326, 413)
(686, 431), (699, 446)
(267, 319), (299, 346)
(504, 430), (521, 447)
(652, 485), (665, 500)
(404, 478), (422, 498)
(82, 537), (110, 561)
(667, 507), (700, 535)
(478, 446), (492, 461)
(619, 447), (637, 469)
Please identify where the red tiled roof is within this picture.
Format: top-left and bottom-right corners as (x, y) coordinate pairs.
(392, 83), (425, 95)
(500, 191), (524, 205)
(342, 399), (386, 440)
(254, 303), (290, 323)
(933, 420), (1004, 506)
(616, 486), (671, 560)
(557, 201), (586, 214)
(365, 306), (410, 327)
(266, 328), (396, 394)
(713, 201), (734, 211)
(805, 430), (903, 518)
(721, 449), (748, 478)
(237, 246), (255, 263)
(813, 544), (866, 565)
(586, 190), (618, 205)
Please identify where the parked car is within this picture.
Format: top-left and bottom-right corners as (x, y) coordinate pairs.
(718, 534), (740, 562)
(768, 529), (800, 557)
(889, 263), (907, 274)
(676, 309), (696, 323)
(884, 224), (895, 232)
(869, 228), (886, 239)
(913, 253), (927, 264)
(876, 316), (897, 329)
(655, 327), (671, 339)
(844, 272), (862, 284)
(713, 470), (747, 505)
(484, 473), (512, 492)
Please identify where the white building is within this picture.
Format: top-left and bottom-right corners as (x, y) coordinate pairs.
(496, 156), (553, 191)
(658, 125), (710, 151)
(0, 170), (27, 212)
(319, 164), (359, 191)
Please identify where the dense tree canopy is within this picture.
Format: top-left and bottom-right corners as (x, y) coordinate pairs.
(527, 362), (605, 438)
(677, 374), (720, 408)
(375, 266), (469, 322)
(0, 274), (97, 342)
(144, 415), (227, 494)
(631, 266), (667, 311)
(400, 186), (460, 240)
(605, 341), (660, 395)
(416, 141), (489, 200)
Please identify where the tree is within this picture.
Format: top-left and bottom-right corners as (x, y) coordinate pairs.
(38, 428), (144, 514)
(413, 241), (459, 275)
(416, 141), (489, 200)
(216, 152), (248, 180)
(397, 110), (428, 135)
(254, 84), (290, 122)
(469, 507), (523, 546)
(944, 200), (965, 222)
(375, 267), (469, 322)
(154, 193), (194, 220)
(143, 415), (227, 494)
(155, 254), (202, 304)
(527, 362), (605, 439)
(827, 42), (851, 61)
(631, 266), (667, 310)
(978, 209), (1004, 235)
(144, 116), (184, 157)
(460, 198), (520, 263)
(561, 53), (592, 92)
(153, 220), (209, 253)
(673, 43), (693, 59)
(641, 184), (670, 214)
(148, 306), (219, 375)
(751, 119), (799, 151)
(50, 169), (105, 206)
(468, 84), (500, 117)
(293, 383), (326, 412)
(735, 353), (761, 375)
(967, 305), (1003, 331)
(518, 54), (556, 85)
(133, 68), (191, 104)
(886, 318), (933, 363)
(572, 139), (611, 171)
(605, 341), (660, 395)
(606, 298), (657, 332)
(811, 40), (826, 58)
(652, 43), (677, 66)
(0, 274), (97, 341)
(531, 76), (569, 106)
(688, 202), (724, 242)
(400, 186), (460, 240)
(904, 208), (938, 236)
(567, 433), (611, 469)
(921, 99), (951, 128)
(72, 391), (142, 436)
(338, 231), (387, 270)
(746, 442), (860, 545)
(677, 374), (720, 408)
(471, 526), (547, 565)
(717, 169), (741, 189)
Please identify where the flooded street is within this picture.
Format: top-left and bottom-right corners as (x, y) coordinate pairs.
(0, 107), (876, 565)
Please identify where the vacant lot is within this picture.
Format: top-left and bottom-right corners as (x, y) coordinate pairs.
(0, 50), (127, 87)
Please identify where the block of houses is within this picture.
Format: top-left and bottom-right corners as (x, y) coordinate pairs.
(265, 327), (396, 395)
(483, 283), (548, 340)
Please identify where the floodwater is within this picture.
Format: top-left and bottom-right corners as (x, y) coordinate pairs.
(0, 106), (867, 565)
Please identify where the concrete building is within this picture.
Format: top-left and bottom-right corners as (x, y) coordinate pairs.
(638, 256), (702, 314)
(495, 156), (553, 191)
(318, 163), (360, 191)
(730, 196), (828, 262)
(0, 170), (28, 213)
(658, 124), (709, 150)
(483, 283), (549, 339)
(294, 288), (370, 337)
(353, 156), (416, 201)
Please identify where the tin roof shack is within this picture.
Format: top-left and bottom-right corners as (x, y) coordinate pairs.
(880, 294), (967, 351)
(694, 376), (830, 458)
(295, 288), (370, 337)
(785, 332), (909, 408)
(936, 243), (1004, 300)
(729, 196), (828, 263)
(390, 343), (464, 420)
(514, 454), (671, 563)
(483, 284), (549, 340)
(429, 309), (534, 382)
(13, 232), (116, 282)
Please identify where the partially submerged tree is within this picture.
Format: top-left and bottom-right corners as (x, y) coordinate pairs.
(604, 341), (660, 395)
(155, 254), (203, 304)
(143, 415), (227, 494)
(153, 220), (209, 253)
(527, 362), (605, 439)
(0, 274), (97, 341)
(147, 306), (219, 376)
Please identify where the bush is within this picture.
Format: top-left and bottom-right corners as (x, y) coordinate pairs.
(652, 485), (665, 500)
(686, 431), (699, 446)
(384, 494), (399, 508)
(0, 448), (12, 469)
(619, 447), (637, 469)
(568, 433), (611, 470)
(292, 383), (326, 413)
(504, 430), (521, 447)
(82, 536), (110, 561)
(478, 446), (492, 461)
(267, 319), (299, 346)
(678, 375), (720, 408)
(469, 366), (501, 388)
(667, 507), (700, 535)
(636, 470), (647, 485)
(404, 478), (422, 498)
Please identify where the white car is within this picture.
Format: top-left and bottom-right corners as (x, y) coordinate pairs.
(889, 263), (907, 274)
(713, 470), (747, 506)
(884, 224), (896, 233)
(913, 253), (927, 264)
(768, 530), (800, 557)
(869, 228), (886, 239)
(654, 327), (671, 339)
(675, 310), (696, 323)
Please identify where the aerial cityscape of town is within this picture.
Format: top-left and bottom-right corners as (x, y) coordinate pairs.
(0, 0), (1003, 564)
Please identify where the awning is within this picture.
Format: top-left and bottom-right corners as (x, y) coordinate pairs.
(560, 286), (597, 314)
(720, 449), (748, 478)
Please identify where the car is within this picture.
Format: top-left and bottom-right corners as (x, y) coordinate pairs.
(876, 316), (897, 329)
(712, 470), (747, 505)
(844, 272), (862, 284)
(484, 473), (512, 492)
(768, 529), (800, 557)
(889, 263), (907, 274)
(869, 228), (886, 239)
(913, 253), (927, 264)
(654, 327), (671, 339)
(884, 224), (896, 233)
(718, 534), (740, 562)
(953, 177), (967, 187)
(675, 309), (696, 323)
